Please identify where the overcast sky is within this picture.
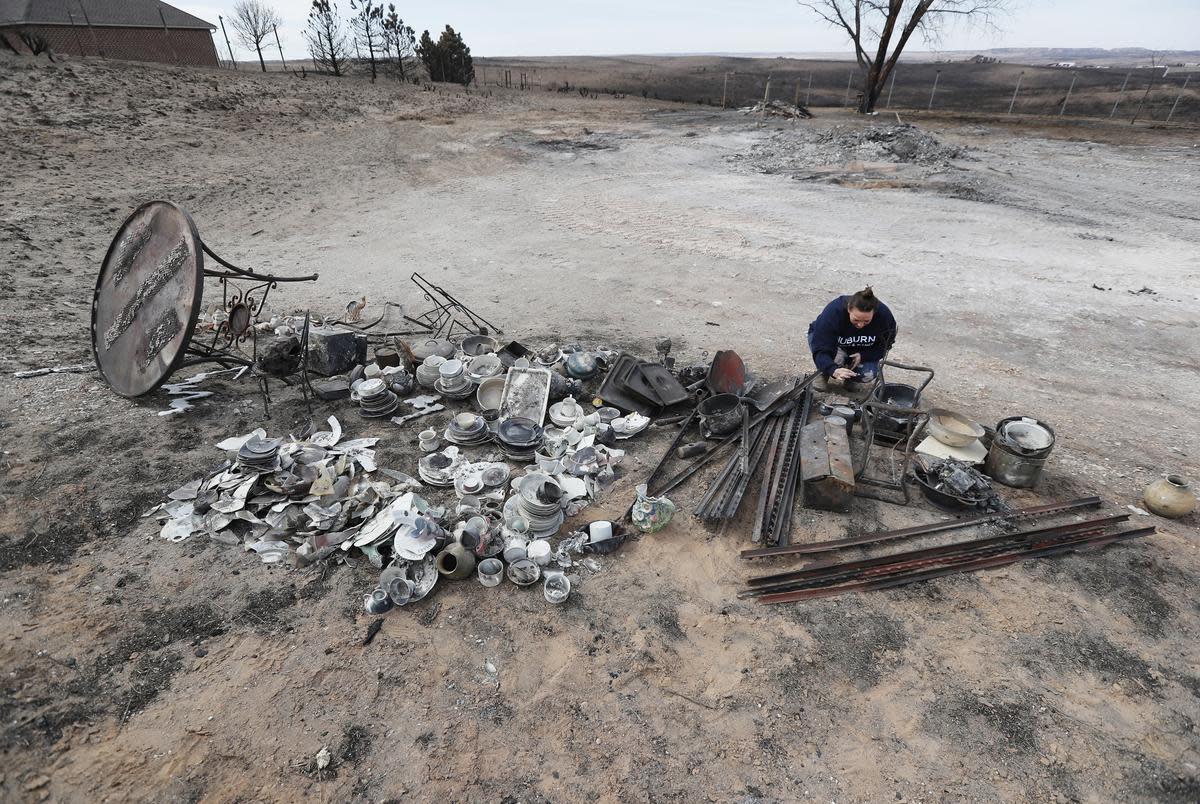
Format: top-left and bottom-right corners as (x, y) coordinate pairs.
(188, 1), (1200, 63)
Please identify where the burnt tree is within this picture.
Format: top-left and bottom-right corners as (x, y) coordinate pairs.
(800, 0), (1007, 113)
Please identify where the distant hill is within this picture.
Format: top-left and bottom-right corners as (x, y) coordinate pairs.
(713, 47), (1200, 68)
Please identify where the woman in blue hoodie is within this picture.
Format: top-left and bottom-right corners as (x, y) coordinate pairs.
(807, 286), (897, 388)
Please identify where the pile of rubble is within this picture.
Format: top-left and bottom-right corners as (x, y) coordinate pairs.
(740, 99), (814, 120)
(727, 122), (970, 179)
(149, 331), (691, 612)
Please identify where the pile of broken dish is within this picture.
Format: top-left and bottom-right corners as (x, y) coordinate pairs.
(152, 333), (678, 613)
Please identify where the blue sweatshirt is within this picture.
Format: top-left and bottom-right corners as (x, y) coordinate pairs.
(807, 295), (897, 376)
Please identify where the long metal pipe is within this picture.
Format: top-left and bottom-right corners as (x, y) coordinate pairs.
(755, 526), (1155, 604)
(739, 496), (1103, 559)
(741, 514), (1129, 596)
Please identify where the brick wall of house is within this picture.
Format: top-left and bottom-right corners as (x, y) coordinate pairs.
(2, 24), (219, 67)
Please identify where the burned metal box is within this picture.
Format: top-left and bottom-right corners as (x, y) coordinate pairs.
(801, 419), (855, 512)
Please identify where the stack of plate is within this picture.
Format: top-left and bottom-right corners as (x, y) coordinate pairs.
(434, 359), (474, 399)
(238, 437), (280, 470)
(358, 378), (399, 418)
(548, 399), (582, 428)
(466, 354), (503, 384)
(415, 356), (445, 388)
(496, 417), (543, 462)
(444, 412), (491, 447)
(418, 449), (460, 487)
(508, 473), (565, 537)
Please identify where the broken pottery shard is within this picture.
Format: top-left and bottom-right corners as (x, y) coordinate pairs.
(352, 506), (398, 547)
(216, 428), (267, 451)
(168, 479), (202, 501)
(310, 416), (343, 449)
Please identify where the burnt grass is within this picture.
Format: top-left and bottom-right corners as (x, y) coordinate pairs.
(922, 687), (1041, 755)
(0, 594), (301, 751)
(783, 603), (908, 689)
(1017, 630), (1160, 691)
(1024, 549), (1180, 637)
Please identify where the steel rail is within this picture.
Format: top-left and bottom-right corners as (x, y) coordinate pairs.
(740, 515), (1129, 597)
(744, 513), (1129, 587)
(774, 386), (813, 546)
(739, 496), (1104, 559)
(651, 374), (816, 499)
(751, 409), (789, 543)
(755, 526), (1156, 604)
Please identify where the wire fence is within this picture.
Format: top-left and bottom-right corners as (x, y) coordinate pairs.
(474, 60), (1200, 125)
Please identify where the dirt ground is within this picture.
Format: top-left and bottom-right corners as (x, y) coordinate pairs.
(1, 54), (1199, 803)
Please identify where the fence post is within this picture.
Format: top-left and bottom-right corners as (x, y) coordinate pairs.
(1167, 74), (1192, 122)
(273, 24), (287, 72)
(806, 73), (813, 106)
(885, 68), (897, 108)
(1008, 71), (1023, 114)
(78, 1), (105, 58)
(843, 69), (854, 107)
(759, 75), (771, 126)
(1130, 75), (1156, 125)
(219, 15), (237, 69)
(928, 69), (940, 111)
(1110, 71), (1131, 117)
(722, 72), (728, 108)
(1059, 72), (1077, 116)
(794, 80), (800, 107)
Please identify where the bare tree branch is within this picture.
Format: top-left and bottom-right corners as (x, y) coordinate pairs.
(798, 0), (1010, 113)
(230, 0), (282, 72)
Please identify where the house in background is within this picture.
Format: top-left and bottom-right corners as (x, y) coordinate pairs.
(0, 0), (218, 67)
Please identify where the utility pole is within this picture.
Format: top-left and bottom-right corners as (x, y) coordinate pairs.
(159, 7), (179, 65)
(928, 70), (941, 111)
(66, 9), (88, 56)
(273, 24), (287, 71)
(1167, 74), (1191, 122)
(1059, 72), (1077, 116)
(219, 15), (237, 69)
(77, 0), (105, 58)
(1110, 71), (1131, 117)
(1008, 71), (1023, 114)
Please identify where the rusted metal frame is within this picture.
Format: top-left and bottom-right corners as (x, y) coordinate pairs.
(624, 405), (700, 525)
(201, 241), (319, 283)
(741, 515), (1129, 597)
(696, 420), (755, 517)
(759, 402), (803, 543)
(775, 386), (813, 546)
(705, 417), (774, 519)
(755, 526), (1156, 604)
(739, 496), (1104, 559)
(751, 410), (790, 543)
(766, 396), (808, 544)
(652, 374), (816, 499)
(719, 416), (780, 519)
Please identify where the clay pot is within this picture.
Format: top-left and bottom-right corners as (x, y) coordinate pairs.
(436, 543), (476, 579)
(1143, 475), (1196, 519)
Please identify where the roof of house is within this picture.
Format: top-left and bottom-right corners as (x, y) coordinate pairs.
(0, 0), (215, 30)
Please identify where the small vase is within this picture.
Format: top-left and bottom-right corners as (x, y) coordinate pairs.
(1143, 475), (1196, 519)
(436, 543), (476, 579)
(631, 484), (677, 533)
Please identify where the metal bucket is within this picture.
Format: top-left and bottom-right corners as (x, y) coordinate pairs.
(985, 417), (1056, 488)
